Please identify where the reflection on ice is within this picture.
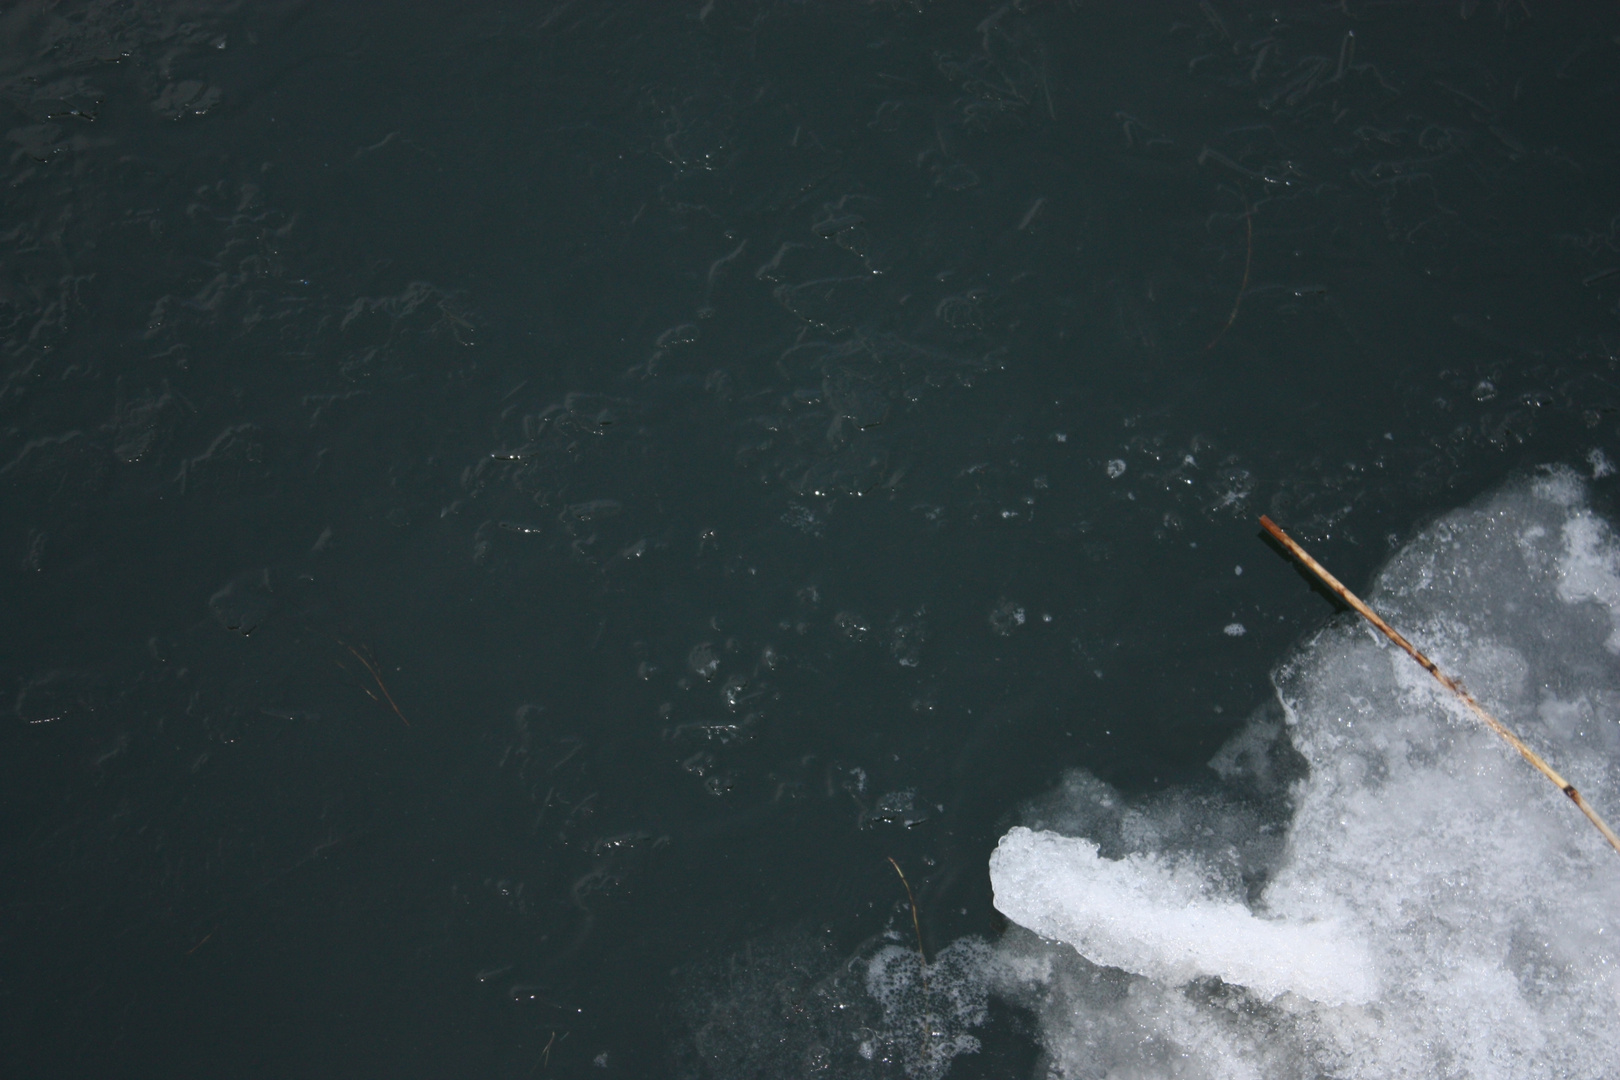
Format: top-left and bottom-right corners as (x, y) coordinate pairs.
(988, 469), (1620, 1078)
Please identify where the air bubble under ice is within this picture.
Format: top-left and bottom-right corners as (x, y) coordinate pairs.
(988, 468), (1620, 1079)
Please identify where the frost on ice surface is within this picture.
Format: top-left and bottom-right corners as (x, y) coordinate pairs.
(988, 468), (1620, 1080)
(1549, 507), (1620, 653)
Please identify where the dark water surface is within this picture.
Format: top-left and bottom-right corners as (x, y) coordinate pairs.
(4, 2), (1619, 1076)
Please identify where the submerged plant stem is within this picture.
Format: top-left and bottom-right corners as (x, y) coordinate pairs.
(1207, 199), (1253, 351)
(887, 856), (929, 989)
(342, 641), (411, 727)
(1260, 515), (1620, 856)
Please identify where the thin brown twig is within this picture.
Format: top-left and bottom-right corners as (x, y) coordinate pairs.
(1207, 199), (1253, 350)
(1259, 515), (1620, 856)
(341, 642), (411, 726)
(887, 855), (928, 991)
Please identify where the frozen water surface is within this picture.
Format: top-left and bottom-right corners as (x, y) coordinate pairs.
(988, 472), (1620, 1079)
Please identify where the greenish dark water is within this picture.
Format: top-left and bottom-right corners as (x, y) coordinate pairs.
(3, 2), (1619, 1076)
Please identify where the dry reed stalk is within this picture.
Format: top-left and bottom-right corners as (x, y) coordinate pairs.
(1259, 515), (1620, 857)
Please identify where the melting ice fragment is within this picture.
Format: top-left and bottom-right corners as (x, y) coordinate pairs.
(990, 827), (1375, 1005)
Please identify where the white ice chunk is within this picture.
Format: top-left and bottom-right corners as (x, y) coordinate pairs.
(990, 827), (1375, 1005)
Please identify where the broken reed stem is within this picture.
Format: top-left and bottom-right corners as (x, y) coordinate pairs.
(1259, 515), (1620, 857)
(1206, 199), (1253, 351)
(887, 856), (929, 990)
